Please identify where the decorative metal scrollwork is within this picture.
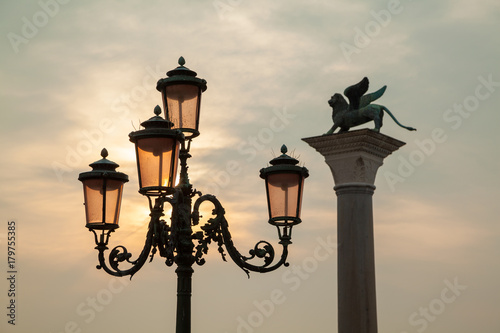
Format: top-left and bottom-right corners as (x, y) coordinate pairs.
(192, 194), (289, 277)
(91, 189), (290, 279)
(92, 197), (164, 278)
(243, 241), (275, 266)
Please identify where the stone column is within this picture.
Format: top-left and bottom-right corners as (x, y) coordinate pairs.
(302, 129), (405, 333)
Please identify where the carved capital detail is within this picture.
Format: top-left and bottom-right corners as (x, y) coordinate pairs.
(303, 129), (405, 186)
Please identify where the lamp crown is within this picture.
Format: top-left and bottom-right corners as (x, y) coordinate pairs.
(78, 148), (129, 183)
(156, 57), (207, 94)
(270, 144), (299, 166)
(166, 56), (197, 78)
(138, 106), (175, 129)
(260, 145), (309, 180)
(89, 148), (120, 171)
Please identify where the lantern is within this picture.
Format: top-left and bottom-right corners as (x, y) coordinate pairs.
(129, 106), (184, 196)
(156, 56), (207, 139)
(260, 145), (309, 227)
(78, 148), (129, 230)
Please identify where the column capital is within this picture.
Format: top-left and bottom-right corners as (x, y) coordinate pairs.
(302, 129), (405, 186)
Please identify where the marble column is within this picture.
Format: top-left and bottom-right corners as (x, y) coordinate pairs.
(302, 129), (405, 333)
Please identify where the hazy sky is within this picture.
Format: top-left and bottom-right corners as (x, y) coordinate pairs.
(1, 1), (499, 332)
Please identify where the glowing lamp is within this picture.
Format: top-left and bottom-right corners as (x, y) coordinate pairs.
(156, 56), (207, 139)
(260, 145), (309, 227)
(78, 148), (129, 230)
(129, 106), (184, 196)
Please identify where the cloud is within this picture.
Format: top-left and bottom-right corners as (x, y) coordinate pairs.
(375, 195), (488, 262)
(1, 1), (499, 332)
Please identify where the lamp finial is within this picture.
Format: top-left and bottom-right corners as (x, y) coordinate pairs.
(154, 105), (162, 116)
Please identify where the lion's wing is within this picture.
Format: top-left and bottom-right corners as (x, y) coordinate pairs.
(359, 85), (386, 108)
(344, 77), (369, 110)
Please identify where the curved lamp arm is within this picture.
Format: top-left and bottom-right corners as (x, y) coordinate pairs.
(92, 197), (169, 278)
(192, 194), (291, 277)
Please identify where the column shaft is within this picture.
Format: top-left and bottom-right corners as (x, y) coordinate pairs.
(336, 184), (377, 333)
(303, 129), (405, 333)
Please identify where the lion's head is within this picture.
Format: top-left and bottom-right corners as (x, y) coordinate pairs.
(328, 93), (348, 115)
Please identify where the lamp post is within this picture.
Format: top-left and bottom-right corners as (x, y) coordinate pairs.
(78, 57), (309, 333)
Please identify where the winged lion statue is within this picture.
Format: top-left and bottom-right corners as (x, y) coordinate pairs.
(325, 77), (416, 134)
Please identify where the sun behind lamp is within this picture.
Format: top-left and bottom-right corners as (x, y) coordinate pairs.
(129, 106), (184, 197)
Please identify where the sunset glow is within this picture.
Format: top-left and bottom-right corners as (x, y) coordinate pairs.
(1, 1), (499, 333)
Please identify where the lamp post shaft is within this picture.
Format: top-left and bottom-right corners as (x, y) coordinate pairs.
(173, 189), (195, 333)
(176, 266), (193, 333)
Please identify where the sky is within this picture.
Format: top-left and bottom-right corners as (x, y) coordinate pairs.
(0, 0), (499, 332)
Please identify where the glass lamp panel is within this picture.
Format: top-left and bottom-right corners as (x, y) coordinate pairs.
(83, 178), (104, 224)
(267, 173), (301, 220)
(297, 178), (305, 218)
(163, 85), (200, 131)
(104, 179), (124, 225)
(136, 137), (179, 190)
(82, 179), (124, 226)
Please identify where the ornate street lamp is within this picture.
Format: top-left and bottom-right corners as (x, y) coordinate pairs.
(129, 105), (184, 196)
(78, 148), (129, 231)
(156, 56), (207, 139)
(260, 144), (309, 242)
(78, 57), (309, 333)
